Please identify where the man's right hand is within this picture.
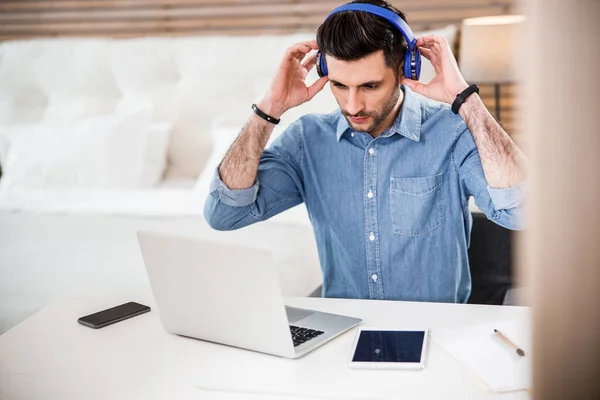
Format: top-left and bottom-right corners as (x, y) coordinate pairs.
(257, 40), (329, 119)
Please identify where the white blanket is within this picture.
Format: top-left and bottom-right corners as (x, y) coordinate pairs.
(0, 183), (314, 226)
(0, 188), (201, 216)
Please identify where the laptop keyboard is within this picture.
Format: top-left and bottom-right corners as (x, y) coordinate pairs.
(289, 325), (324, 347)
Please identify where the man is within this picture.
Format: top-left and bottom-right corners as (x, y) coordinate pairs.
(204, 0), (527, 303)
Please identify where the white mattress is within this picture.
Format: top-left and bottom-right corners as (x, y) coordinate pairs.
(0, 188), (201, 216)
(0, 208), (321, 335)
(155, 178), (197, 189)
(0, 178), (314, 226)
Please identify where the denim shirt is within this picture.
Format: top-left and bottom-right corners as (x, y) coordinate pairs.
(204, 85), (526, 303)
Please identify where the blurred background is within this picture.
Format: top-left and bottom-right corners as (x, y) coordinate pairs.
(0, 0), (527, 330)
(0, 0), (524, 136)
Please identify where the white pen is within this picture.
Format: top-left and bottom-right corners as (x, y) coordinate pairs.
(494, 329), (525, 357)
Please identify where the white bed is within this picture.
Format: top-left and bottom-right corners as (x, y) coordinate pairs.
(0, 191), (320, 334)
(0, 26), (459, 334)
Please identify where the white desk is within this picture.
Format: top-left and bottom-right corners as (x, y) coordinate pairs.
(0, 289), (530, 400)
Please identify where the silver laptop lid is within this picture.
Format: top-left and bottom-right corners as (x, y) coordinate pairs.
(137, 230), (295, 358)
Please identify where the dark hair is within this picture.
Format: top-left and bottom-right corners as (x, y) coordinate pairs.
(316, 0), (408, 78)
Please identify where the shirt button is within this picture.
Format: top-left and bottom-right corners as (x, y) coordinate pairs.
(372, 274), (378, 282)
(351, 132), (355, 137)
(369, 233), (375, 241)
(367, 191), (373, 199)
(368, 148), (375, 155)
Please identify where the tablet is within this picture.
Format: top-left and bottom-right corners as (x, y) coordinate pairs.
(348, 328), (429, 369)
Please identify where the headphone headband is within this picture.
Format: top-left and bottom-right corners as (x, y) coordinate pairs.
(316, 3), (421, 80)
(325, 4), (417, 50)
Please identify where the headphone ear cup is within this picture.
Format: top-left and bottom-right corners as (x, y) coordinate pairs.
(403, 49), (422, 81)
(316, 51), (328, 77)
(403, 49), (414, 80)
(414, 48), (421, 80)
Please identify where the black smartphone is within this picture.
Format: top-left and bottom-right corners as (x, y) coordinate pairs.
(77, 302), (151, 329)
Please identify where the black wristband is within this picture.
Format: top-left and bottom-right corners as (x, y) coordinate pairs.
(251, 103), (280, 125)
(451, 84), (479, 114)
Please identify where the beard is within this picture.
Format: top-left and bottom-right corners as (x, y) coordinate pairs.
(343, 84), (401, 134)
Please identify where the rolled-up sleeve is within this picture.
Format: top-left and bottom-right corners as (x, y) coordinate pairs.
(209, 168), (260, 207)
(453, 122), (527, 230)
(487, 179), (527, 210)
(204, 120), (306, 231)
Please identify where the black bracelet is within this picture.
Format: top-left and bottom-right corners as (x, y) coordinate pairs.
(451, 84), (480, 114)
(251, 103), (280, 125)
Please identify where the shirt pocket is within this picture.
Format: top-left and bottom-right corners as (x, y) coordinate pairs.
(389, 174), (445, 236)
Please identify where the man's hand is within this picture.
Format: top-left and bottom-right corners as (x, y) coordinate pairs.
(258, 40), (329, 119)
(401, 35), (469, 104)
(403, 37), (527, 190)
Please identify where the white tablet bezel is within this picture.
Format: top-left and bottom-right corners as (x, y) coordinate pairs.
(348, 328), (430, 370)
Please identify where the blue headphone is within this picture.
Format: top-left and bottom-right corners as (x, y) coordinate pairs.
(316, 3), (421, 80)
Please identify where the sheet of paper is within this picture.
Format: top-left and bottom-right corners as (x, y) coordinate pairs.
(432, 319), (531, 392)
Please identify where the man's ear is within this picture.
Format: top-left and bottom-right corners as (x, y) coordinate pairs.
(397, 65), (405, 83)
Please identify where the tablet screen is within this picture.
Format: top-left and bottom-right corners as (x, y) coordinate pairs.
(351, 330), (426, 363)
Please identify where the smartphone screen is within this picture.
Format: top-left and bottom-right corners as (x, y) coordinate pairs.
(351, 330), (426, 363)
(78, 302), (151, 329)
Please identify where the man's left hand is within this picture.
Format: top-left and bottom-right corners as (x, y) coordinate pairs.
(401, 35), (469, 104)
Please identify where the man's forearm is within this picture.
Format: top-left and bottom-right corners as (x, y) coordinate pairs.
(219, 103), (280, 190)
(459, 93), (528, 188)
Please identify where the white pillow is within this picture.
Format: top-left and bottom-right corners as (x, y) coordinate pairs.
(193, 119), (239, 199)
(142, 122), (173, 187)
(0, 111), (154, 189)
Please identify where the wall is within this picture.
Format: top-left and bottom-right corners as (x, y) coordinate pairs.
(0, 0), (516, 38)
(0, 0), (520, 134)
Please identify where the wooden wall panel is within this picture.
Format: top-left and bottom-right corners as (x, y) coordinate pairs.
(0, 0), (517, 39)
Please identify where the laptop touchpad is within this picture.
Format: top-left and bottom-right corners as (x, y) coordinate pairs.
(285, 306), (315, 323)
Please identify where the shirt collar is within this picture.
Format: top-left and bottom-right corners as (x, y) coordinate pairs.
(336, 84), (422, 142)
(335, 110), (351, 140)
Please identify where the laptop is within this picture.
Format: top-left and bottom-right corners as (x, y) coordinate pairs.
(137, 230), (362, 359)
